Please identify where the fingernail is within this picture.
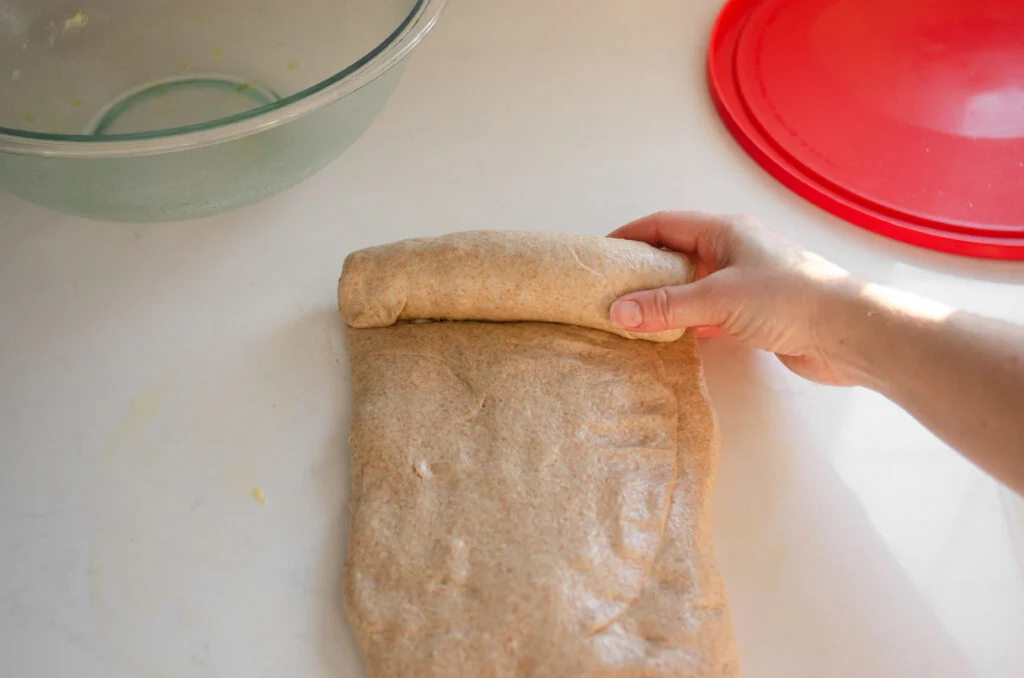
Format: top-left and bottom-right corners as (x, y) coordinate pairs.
(611, 299), (642, 328)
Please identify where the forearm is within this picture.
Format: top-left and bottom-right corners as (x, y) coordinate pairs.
(830, 285), (1024, 494)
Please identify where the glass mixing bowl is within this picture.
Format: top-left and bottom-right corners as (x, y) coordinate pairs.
(0, 0), (444, 221)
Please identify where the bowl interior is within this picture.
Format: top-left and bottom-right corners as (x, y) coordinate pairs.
(0, 0), (417, 138)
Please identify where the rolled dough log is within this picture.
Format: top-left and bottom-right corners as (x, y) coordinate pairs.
(339, 230), (694, 342)
(340, 232), (738, 678)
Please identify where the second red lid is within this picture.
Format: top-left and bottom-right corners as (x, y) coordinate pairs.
(709, 0), (1024, 258)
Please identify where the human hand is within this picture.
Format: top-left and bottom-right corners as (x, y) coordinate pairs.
(608, 211), (861, 386)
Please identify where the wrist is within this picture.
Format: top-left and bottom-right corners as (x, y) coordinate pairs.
(815, 280), (956, 392)
(812, 279), (891, 390)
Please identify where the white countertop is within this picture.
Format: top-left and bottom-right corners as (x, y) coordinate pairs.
(2, 1), (1023, 676)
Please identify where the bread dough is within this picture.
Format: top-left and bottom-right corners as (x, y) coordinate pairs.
(339, 230), (694, 342)
(340, 233), (738, 677)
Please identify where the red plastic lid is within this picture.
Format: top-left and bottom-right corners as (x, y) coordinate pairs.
(708, 0), (1024, 259)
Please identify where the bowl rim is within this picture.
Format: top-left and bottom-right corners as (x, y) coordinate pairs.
(0, 0), (445, 158)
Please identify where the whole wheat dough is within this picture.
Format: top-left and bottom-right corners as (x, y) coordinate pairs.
(340, 232), (738, 678)
(339, 230), (693, 342)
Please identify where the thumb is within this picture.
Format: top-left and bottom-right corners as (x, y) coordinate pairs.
(610, 279), (727, 333)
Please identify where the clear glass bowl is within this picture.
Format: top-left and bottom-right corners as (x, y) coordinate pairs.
(0, 0), (444, 221)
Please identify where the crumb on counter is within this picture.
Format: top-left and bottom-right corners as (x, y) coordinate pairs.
(63, 11), (89, 33)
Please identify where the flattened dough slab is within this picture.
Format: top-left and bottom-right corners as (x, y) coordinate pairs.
(340, 232), (738, 677)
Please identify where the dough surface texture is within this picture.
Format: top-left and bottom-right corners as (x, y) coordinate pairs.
(340, 232), (738, 678)
(339, 230), (694, 342)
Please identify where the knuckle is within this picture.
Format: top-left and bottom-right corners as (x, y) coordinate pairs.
(652, 287), (675, 328)
(696, 280), (729, 323)
(724, 213), (762, 231)
(716, 214), (767, 262)
(650, 209), (680, 230)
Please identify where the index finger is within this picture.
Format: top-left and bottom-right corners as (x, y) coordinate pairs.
(607, 211), (730, 253)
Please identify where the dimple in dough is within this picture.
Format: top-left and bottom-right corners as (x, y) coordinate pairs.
(340, 232), (738, 678)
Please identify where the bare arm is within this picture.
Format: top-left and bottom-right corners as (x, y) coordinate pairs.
(608, 211), (1024, 495)
(830, 289), (1024, 493)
